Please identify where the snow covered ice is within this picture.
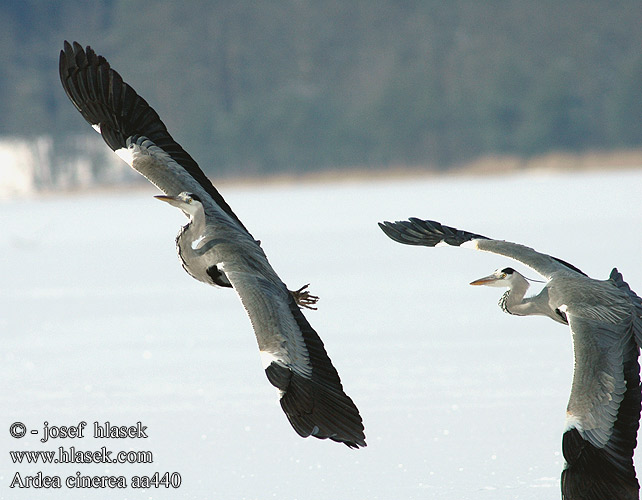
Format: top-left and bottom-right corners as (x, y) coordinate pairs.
(1, 169), (641, 499)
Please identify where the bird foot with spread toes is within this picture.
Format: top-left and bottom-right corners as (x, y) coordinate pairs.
(290, 283), (319, 310)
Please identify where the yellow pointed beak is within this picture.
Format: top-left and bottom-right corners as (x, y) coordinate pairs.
(469, 274), (500, 286)
(154, 194), (183, 208)
(154, 194), (176, 202)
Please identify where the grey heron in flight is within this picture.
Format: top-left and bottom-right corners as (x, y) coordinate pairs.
(59, 41), (365, 448)
(379, 217), (642, 499)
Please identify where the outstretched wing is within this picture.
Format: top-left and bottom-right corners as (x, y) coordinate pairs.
(561, 305), (640, 499)
(59, 41), (249, 233)
(379, 218), (586, 279)
(211, 237), (366, 448)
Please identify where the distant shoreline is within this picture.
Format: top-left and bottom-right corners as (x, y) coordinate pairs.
(20, 148), (642, 198)
(207, 149), (642, 188)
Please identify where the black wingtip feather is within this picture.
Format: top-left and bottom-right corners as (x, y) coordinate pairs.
(267, 361), (366, 448)
(59, 41), (250, 234)
(561, 428), (640, 499)
(278, 370), (366, 448)
(379, 218), (488, 247)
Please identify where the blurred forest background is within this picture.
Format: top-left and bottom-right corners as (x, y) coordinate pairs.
(1, 0), (642, 190)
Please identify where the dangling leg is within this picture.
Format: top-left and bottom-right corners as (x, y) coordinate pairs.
(290, 283), (319, 310)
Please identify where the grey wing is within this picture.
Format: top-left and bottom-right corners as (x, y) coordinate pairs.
(59, 41), (249, 233)
(561, 310), (640, 498)
(219, 258), (366, 448)
(379, 218), (586, 280)
(610, 268), (642, 350)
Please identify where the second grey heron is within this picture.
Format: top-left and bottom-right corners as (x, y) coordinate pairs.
(59, 41), (365, 448)
(379, 217), (642, 499)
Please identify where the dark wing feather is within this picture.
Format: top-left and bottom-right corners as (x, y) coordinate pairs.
(378, 218), (489, 247)
(59, 41), (248, 233)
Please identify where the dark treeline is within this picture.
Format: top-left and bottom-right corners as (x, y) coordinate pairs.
(2, 0), (642, 178)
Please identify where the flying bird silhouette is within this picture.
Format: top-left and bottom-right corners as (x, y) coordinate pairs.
(380, 217), (642, 499)
(59, 41), (365, 448)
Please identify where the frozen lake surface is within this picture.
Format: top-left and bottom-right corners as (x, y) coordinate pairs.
(2, 169), (641, 499)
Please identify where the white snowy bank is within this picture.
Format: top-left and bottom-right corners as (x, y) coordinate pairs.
(1, 168), (641, 499)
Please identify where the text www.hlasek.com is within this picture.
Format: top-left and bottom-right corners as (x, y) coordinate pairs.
(9, 420), (182, 490)
(10, 447), (153, 464)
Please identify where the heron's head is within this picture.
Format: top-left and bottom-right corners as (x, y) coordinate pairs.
(155, 192), (204, 219)
(470, 267), (522, 288)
